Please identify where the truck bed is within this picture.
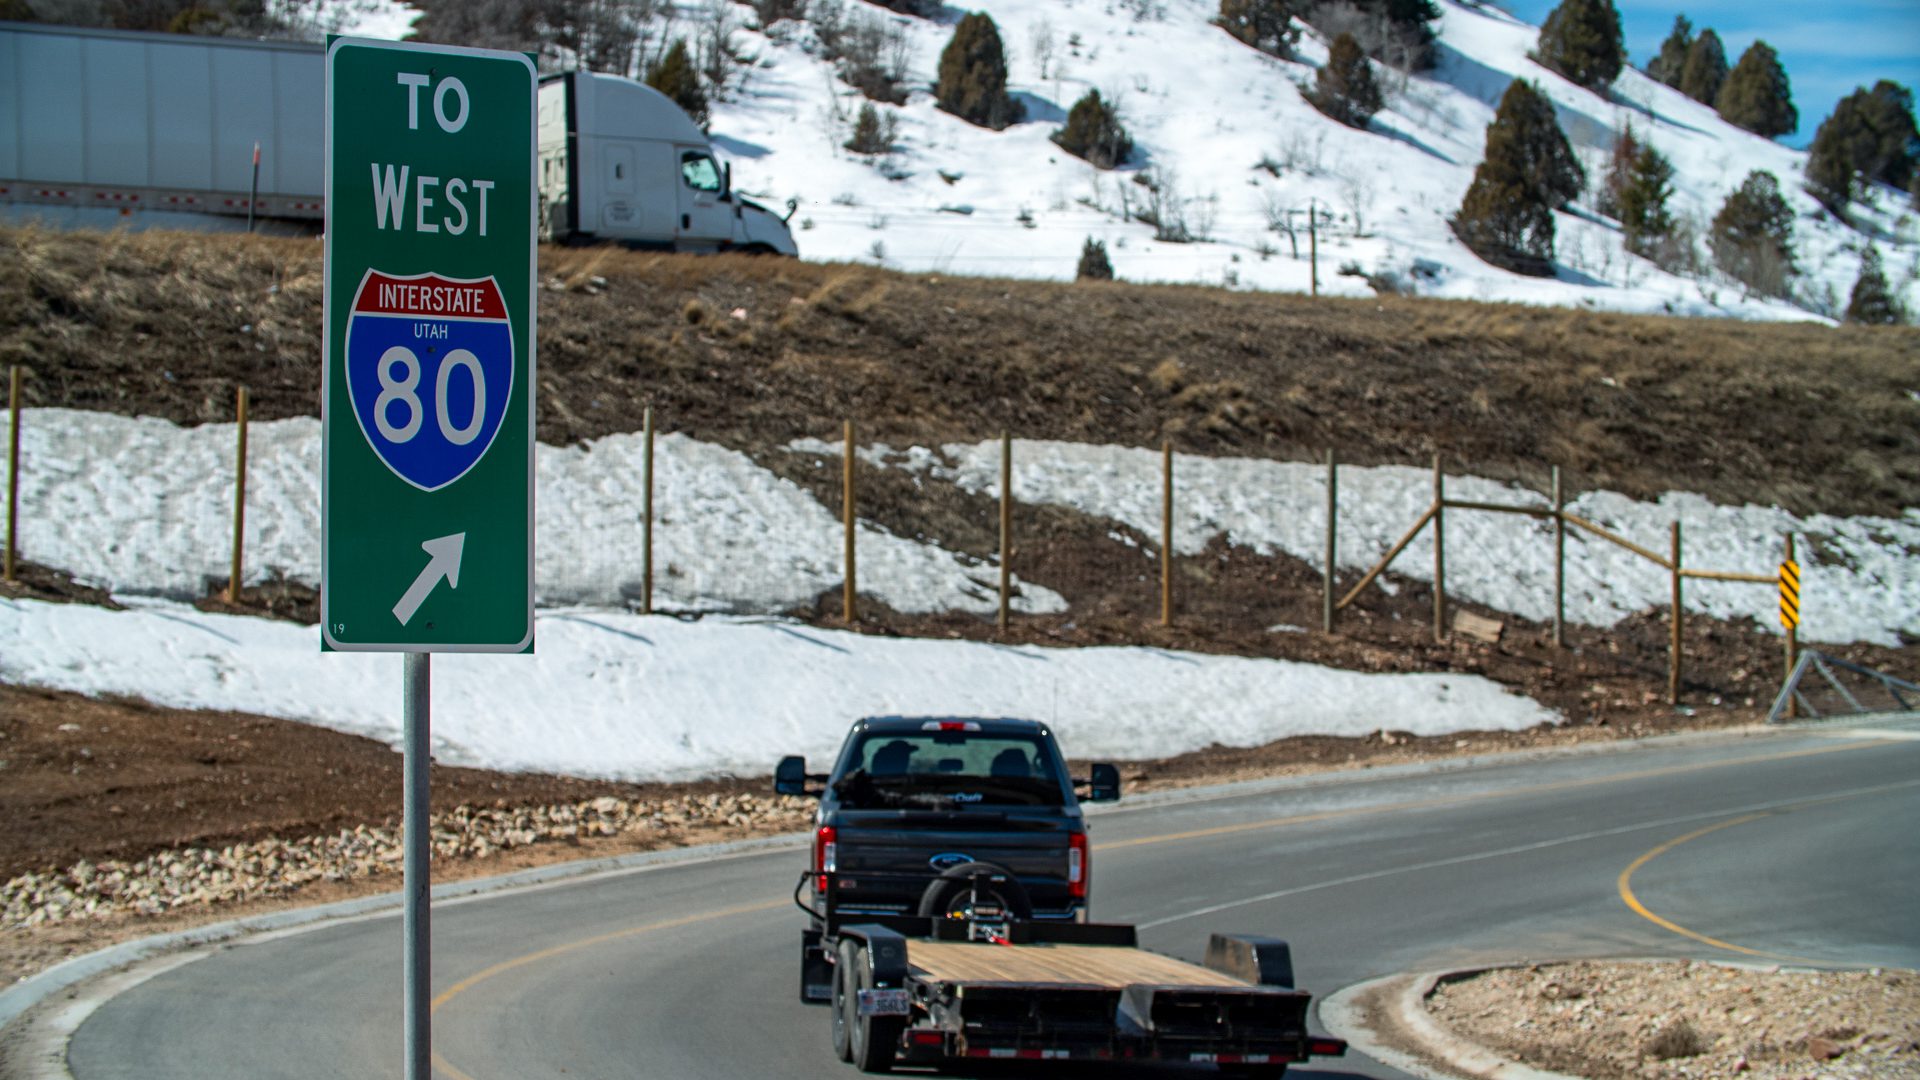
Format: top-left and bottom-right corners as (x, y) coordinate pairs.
(907, 939), (1251, 989)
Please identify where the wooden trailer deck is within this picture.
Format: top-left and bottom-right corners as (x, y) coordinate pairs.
(906, 940), (1251, 989)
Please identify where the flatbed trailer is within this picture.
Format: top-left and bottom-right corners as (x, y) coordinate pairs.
(802, 872), (1347, 1075)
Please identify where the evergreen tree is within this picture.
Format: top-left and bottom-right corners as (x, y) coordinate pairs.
(1503, 79), (1585, 208)
(646, 39), (708, 127)
(1845, 247), (1901, 324)
(1806, 81), (1919, 209)
(1052, 90), (1133, 169)
(1646, 15), (1691, 87)
(1805, 113), (1857, 210)
(1452, 81), (1581, 274)
(1618, 142), (1675, 254)
(1857, 81), (1919, 191)
(1305, 32), (1384, 128)
(1709, 170), (1795, 297)
(1216, 0), (1301, 59)
(1536, 0), (1624, 92)
(1677, 28), (1726, 106)
(936, 12), (1023, 130)
(1716, 41), (1796, 138)
(1077, 237), (1115, 281)
(844, 102), (898, 155)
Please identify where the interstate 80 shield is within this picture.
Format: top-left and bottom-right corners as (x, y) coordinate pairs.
(346, 270), (514, 492)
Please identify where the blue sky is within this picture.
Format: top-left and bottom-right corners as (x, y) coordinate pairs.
(1499, 0), (1920, 148)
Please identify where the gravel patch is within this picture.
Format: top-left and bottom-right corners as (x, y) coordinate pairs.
(1428, 960), (1920, 1079)
(3, 793), (814, 928)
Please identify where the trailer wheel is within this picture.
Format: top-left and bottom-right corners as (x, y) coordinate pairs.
(832, 940), (858, 1062)
(849, 946), (903, 1074)
(915, 862), (1033, 922)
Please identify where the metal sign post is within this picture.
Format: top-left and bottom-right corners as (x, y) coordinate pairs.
(322, 37), (536, 1080)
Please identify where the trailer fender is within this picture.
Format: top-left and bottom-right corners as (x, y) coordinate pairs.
(834, 924), (910, 988)
(1205, 933), (1295, 989)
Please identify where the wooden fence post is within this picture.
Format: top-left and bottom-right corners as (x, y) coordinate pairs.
(227, 386), (249, 602)
(1322, 449), (1336, 634)
(843, 420), (856, 623)
(1160, 441), (1173, 627)
(1308, 200), (1319, 298)
(1783, 534), (1797, 719)
(1552, 465), (1565, 649)
(642, 406), (654, 615)
(5, 365), (20, 584)
(1432, 454), (1446, 642)
(1669, 520), (1683, 705)
(998, 433), (1011, 633)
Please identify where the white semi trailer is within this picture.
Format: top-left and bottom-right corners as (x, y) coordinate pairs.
(0, 21), (798, 254)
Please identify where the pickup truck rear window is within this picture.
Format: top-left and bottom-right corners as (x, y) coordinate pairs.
(835, 733), (1064, 809)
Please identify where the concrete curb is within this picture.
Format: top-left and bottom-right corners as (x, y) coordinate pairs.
(1320, 969), (1581, 1080)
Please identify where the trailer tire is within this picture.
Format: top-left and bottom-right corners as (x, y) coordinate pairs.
(832, 939), (858, 1062)
(915, 862), (1034, 922)
(849, 946), (903, 1074)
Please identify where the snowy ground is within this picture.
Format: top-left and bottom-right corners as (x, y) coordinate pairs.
(17, 409), (1918, 645)
(0, 598), (1555, 780)
(7, 407), (1916, 778)
(691, 0), (1917, 322)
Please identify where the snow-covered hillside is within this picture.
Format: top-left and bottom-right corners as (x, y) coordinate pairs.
(685, 0), (1915, 321)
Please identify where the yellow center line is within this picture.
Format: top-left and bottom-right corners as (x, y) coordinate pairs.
(1614, 781), (1919, 965)
(1098, 737), (1903, 852)
(1612, 814), (1818, 962)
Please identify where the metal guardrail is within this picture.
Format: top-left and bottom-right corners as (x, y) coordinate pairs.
(1768, 650), (1919, 724)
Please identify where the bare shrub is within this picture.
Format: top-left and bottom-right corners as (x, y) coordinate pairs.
(1643, 1019), (1707, 1060)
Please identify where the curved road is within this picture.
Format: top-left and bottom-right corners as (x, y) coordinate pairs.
(43, 720), (1920, 1079)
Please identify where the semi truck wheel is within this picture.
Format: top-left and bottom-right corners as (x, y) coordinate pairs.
(849, 946), (903, 1073)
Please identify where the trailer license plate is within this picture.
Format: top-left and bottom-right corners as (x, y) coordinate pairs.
(857, 989), (910, 1017)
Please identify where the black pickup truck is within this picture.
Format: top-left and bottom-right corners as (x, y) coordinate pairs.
(776, 717), (1347, 1075)
(776, 716), (1121, 999)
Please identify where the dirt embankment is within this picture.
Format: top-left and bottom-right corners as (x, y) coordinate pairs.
(5, 226), (1918, 518)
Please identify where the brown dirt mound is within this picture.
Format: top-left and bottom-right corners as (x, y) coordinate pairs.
(4, 226), (1918, 517)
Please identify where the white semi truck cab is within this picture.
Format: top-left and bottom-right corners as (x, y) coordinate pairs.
(537, 71), (797, 255)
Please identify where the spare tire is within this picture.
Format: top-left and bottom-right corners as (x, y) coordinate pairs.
(915, 861), (1034, 922)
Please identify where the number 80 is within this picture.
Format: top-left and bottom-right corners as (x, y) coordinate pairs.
(374, 345), (487, 446)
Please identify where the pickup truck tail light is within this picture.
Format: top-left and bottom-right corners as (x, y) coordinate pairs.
(814, 825), (837, 893)
(1067, 831), (1088, 900)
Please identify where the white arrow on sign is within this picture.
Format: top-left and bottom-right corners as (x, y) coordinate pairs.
(393, 533), (466, 626)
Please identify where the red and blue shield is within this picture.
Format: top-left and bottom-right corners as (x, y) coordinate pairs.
(345, 270), (515, 492)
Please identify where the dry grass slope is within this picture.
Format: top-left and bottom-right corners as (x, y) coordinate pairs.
(3, 226), (1917, 519)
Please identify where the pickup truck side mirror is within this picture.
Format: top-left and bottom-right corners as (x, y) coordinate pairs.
(775, 755), (809, 796)
(1078, 762), (1122, 803)
(722, 162), (732, 201)
(776, 755), (829, 797)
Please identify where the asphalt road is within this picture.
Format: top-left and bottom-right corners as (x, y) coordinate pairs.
(54, 720), (1920, 1080)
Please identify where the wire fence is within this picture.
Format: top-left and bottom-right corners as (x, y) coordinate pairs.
(2, 367), (1804, 705)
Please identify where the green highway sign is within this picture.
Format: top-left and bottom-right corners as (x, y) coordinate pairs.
(322, 39), (536, 653)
